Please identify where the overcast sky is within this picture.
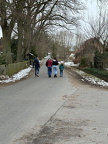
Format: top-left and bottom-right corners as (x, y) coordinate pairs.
(83, 0), (98, 20)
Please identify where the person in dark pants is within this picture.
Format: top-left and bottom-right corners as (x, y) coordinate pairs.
(46, 58), (53, 77)
(33, 57), (40, 77)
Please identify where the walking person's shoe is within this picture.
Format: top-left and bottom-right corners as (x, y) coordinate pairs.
(35, 74), (39, 77)
(54, 74), (57, 77)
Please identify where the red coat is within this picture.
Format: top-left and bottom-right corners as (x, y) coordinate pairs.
(46, 59), (53, 67)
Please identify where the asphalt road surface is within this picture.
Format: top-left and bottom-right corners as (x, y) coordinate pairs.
(0, 63), (108, 144)
(0, 63), (76, 144)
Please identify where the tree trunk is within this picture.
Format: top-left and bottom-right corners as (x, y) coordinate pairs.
(2, 28), (12, 64)
(17, 21), (23, 62)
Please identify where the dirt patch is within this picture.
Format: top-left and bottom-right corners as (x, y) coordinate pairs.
(14, 118), (90, 144)
(31, 118), (89, 144)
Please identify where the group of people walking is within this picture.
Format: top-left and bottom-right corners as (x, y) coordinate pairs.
(46, 57), (64, 78)
(33, 56), (64, 78)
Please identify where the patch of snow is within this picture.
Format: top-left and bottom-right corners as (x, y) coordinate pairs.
(64, 62), (108, 88)
(76, 69), (108, 88)
(0, 67), (32, 83)
(64, 62), (72, 66)
(64, 62), (79, 67)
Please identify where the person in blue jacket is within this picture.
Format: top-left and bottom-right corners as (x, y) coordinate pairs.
(33, 56), (40, 77)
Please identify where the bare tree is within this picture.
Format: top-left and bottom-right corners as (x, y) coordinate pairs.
(19, 0), (84, 59)
(0, 0), (84, 63)
(52, 31), (73, 60)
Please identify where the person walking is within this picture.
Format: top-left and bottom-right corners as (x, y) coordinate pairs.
(46, 58), (53, 77)
(33, 56), (40, 77)
(52, 57), (58, 77)
(59, 61), (64, 77)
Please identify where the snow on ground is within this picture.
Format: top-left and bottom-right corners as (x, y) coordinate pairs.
(64, 61), (108, 88)
(76, 69), (108, 87)
(64, 62), (79, 67)
(0, 67), (32, 83)
(0, 61), (108, 88)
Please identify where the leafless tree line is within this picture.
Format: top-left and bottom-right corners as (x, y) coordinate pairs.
(0, 0), (83, 64)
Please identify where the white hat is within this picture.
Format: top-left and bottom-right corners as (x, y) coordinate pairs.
(61, 61), (64, 63)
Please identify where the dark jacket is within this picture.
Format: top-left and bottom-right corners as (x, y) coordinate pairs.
(33, 58), (40, 68)
(52, 60), (58, 65)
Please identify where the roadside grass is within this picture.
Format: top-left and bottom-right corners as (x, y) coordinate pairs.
(82, 68), (108, 82)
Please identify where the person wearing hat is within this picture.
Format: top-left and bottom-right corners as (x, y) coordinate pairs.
(59, 61), (64, 77)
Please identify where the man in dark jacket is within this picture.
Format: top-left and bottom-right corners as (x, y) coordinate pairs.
(33, 57), (40, 77)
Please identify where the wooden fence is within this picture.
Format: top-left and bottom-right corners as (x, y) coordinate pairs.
(0, 61), (28, 76)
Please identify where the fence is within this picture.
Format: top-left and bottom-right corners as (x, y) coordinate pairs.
(0, 61), (28, 76)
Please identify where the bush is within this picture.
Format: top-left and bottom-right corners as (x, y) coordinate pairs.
(94, 50), (104, 69)
(79, 57), (89, 68)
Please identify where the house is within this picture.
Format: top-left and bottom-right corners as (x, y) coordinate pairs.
(75, 37), (104, 66)
(68, 51), (76, 61)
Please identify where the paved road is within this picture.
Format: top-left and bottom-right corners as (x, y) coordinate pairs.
(0, 63), (76, 144)
(30, 69), (108, 144)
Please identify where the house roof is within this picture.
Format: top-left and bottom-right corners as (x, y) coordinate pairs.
(75, 37), (103, 54)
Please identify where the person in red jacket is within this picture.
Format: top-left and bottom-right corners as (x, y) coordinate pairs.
(46, 58), (53, 77)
